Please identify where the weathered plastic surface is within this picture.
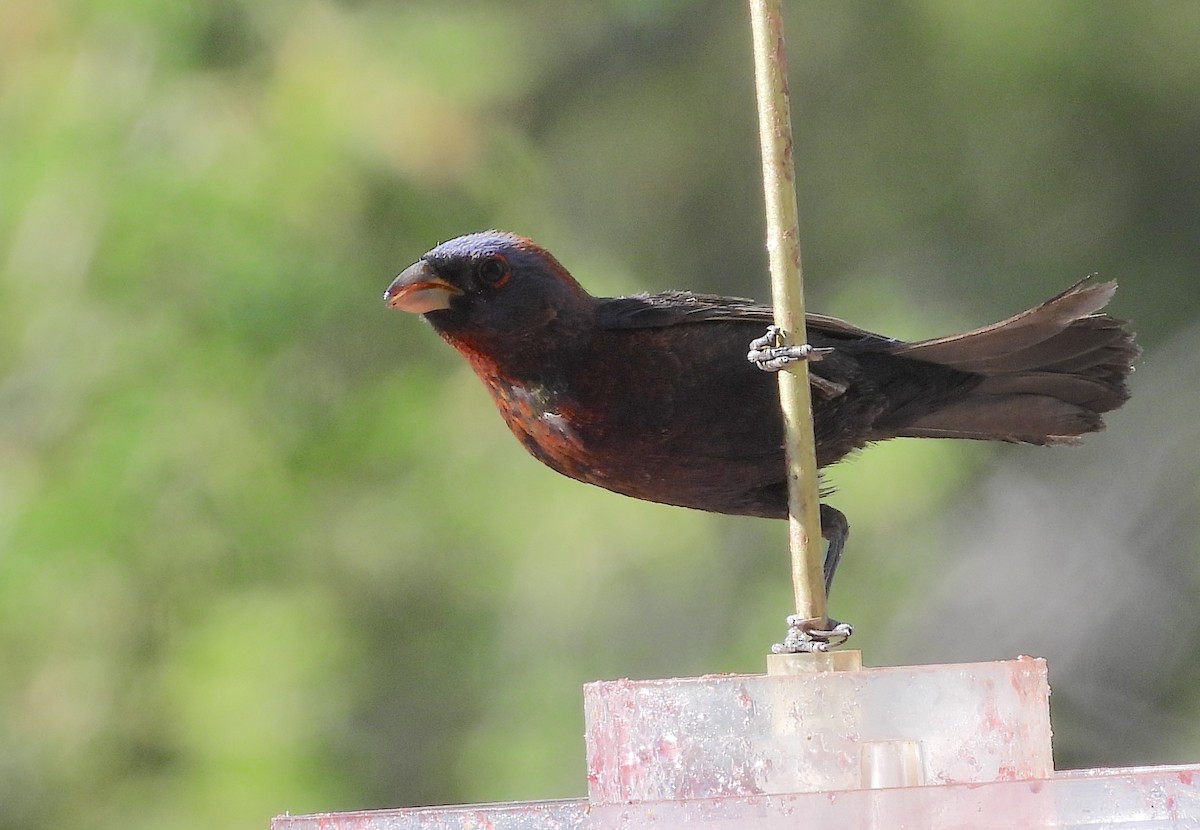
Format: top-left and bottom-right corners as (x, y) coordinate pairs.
(273, 659), (1200, 830)
(273, 799), (589, 830)
(587, 766), (1200, 830)
(585, 657), (1053, 802)
(273, 766), (1200, 829)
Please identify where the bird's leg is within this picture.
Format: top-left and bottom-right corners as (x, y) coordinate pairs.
(820, 503), (849, 597)
(771, 504), (853, 654)
(748, 326), (846, 397)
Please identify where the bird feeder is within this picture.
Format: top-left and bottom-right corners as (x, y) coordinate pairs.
(273, 653), (1200, 830)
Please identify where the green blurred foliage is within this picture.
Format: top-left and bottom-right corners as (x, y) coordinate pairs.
(1, 1), (1198, 827)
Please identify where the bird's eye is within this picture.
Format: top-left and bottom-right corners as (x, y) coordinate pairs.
(477, 255), (510, 287)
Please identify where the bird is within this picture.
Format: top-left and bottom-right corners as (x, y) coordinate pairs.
(385, 230), (1138, 597)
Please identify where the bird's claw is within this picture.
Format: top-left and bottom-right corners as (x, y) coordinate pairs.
(748, 325), (833, 372)
(771, 614), (854, 654)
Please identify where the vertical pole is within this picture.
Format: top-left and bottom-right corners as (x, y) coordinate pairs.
(747, 0), (827, 630)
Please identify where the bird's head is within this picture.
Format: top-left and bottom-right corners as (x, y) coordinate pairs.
(385, 232), (596, 360)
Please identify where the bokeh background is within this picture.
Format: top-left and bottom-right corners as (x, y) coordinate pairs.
(3, 1), (1199, 827)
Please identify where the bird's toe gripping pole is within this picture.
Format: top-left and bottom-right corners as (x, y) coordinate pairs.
(773, 615), (854, 654)
(747, 326), (847, 398)
(747, 325), (833, 372)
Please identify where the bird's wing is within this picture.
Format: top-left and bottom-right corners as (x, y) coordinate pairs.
(597, 291), (898, 345)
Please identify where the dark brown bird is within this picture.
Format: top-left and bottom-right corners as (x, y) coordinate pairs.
(386, 231), (1137, 591)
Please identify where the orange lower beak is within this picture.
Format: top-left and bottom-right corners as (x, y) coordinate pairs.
(385, 261), (463, 314)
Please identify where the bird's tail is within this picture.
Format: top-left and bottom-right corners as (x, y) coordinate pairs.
(891, 278), (1139, 444)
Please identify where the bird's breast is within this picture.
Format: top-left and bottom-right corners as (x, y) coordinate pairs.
(486, 378), (600, 481)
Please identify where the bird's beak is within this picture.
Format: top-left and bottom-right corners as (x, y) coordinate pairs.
(384, 261), (463, 314)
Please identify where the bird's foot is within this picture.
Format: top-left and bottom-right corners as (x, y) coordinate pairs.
(771, 614), (854, 654)
(747, 325), (833, 372)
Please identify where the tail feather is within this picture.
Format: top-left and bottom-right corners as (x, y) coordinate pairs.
(943, 317), (1128, 374)
(893, 277), (1137, 445)
(901, 396), (1101, 444)
(894, 278), (1117, 365)
(973, 372), (1124, 410)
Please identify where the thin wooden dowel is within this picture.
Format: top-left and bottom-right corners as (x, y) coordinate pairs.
(747, 0), (827, 628)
